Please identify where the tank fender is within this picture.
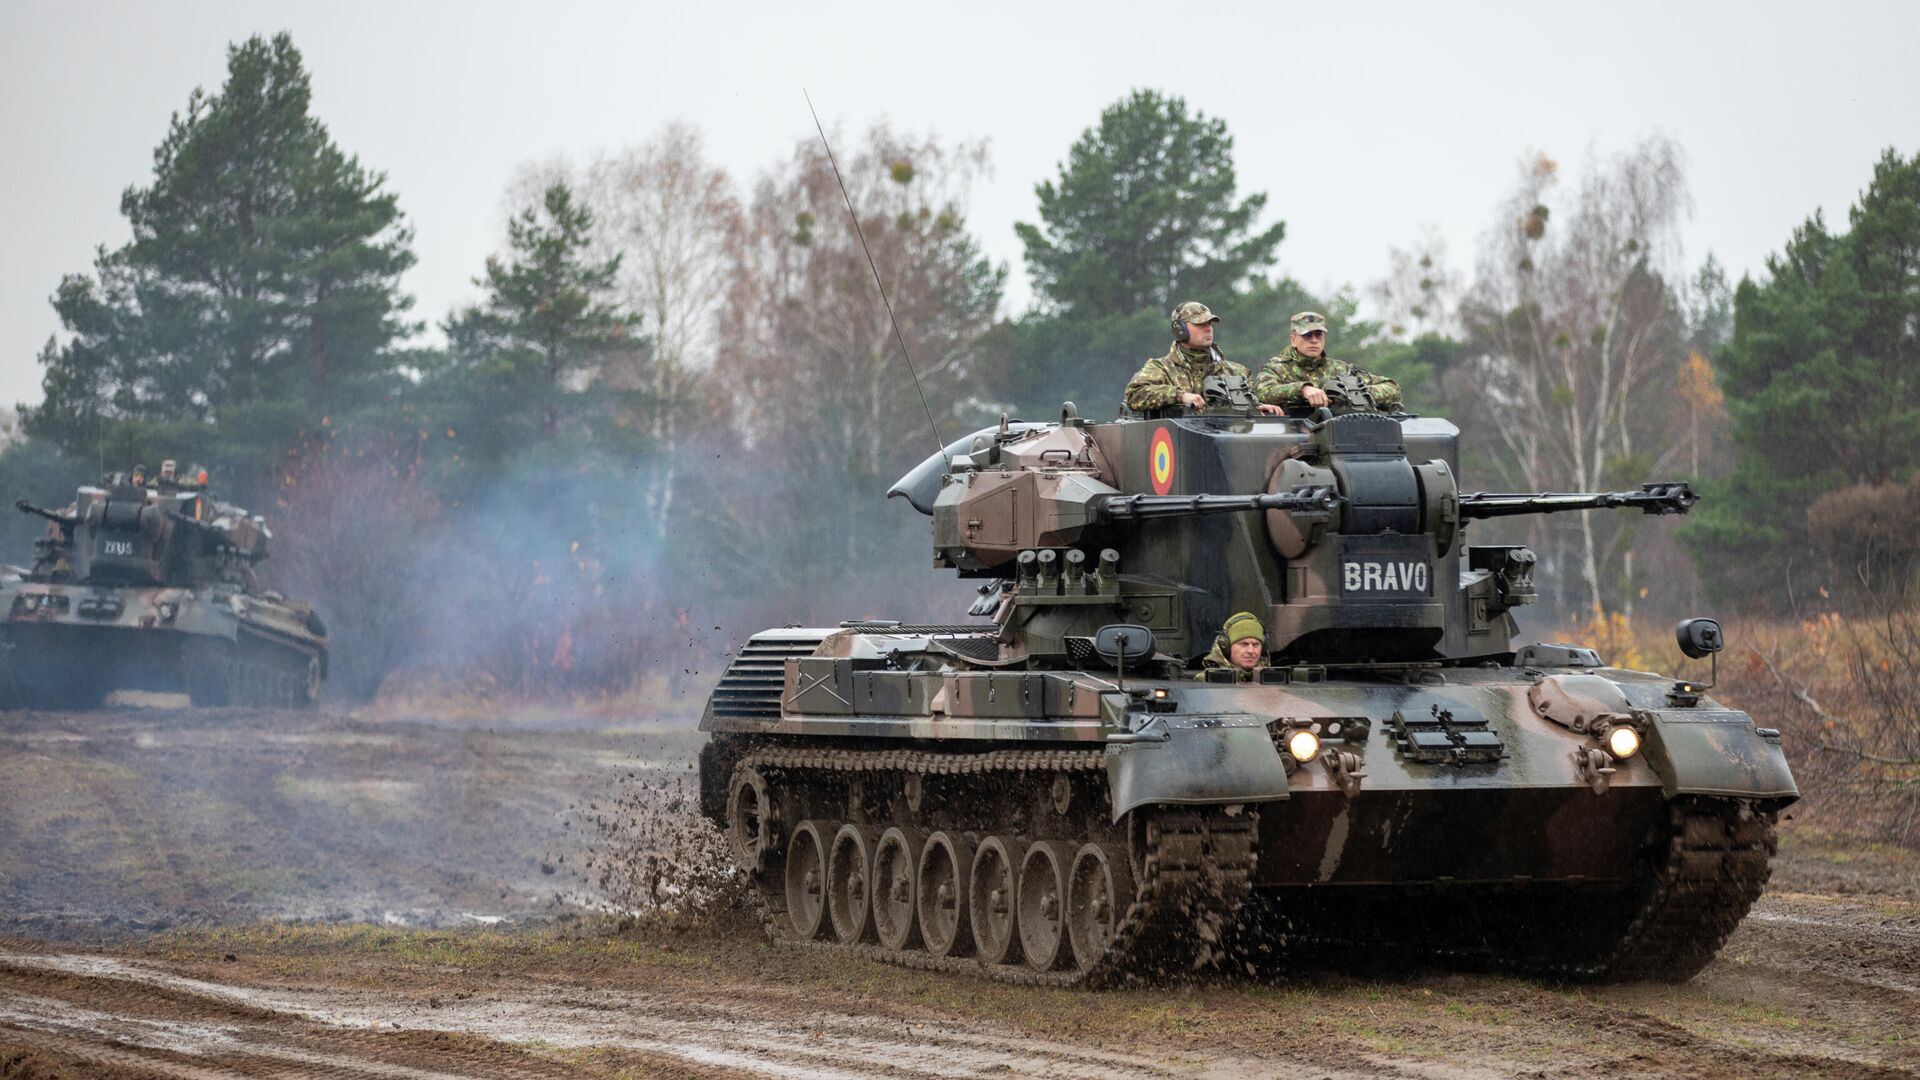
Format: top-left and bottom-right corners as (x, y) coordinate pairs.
(1105, 712), (1292, 821)
(1530, 673), (1798, 803)
(1638, 708), (1800, 804)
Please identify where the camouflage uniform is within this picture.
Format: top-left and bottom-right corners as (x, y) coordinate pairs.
(1123, 301), (1250, 412)
(1254, 312), (1402, 410)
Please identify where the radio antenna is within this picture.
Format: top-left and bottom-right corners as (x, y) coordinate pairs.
(805, 90), (945, 458)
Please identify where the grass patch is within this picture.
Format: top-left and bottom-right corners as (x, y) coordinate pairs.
(271, 775), (422, 825)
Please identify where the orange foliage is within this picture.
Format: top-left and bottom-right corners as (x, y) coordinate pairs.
(1561, 604), (1648, 671)
(1677, 349), (1724, 413)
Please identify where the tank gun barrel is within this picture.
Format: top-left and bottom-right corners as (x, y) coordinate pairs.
(15, 500), (77, 529)
(1459, 482), (1697, 520)
(1096, 486), (1336, 524)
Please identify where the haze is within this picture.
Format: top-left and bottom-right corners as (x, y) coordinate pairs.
(3, 0), (1915, 409)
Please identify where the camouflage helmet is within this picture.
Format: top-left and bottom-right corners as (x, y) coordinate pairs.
(1172, 301), (1221, 326)
(1290, 311), (1329, 336)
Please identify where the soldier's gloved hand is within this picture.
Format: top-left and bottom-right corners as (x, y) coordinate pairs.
(1300, 385), (1329, 407)
(1178, 392), (1206, 408)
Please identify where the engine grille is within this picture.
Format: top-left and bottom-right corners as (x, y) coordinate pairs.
(707, 629), (829, 723)
(927, 635), (1003, 662)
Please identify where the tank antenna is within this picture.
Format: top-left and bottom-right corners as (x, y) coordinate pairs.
(804, 90), (945, 458)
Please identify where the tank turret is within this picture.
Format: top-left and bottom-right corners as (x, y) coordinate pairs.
(891, 376), (1696, 665)
(18, 483), (267, 590)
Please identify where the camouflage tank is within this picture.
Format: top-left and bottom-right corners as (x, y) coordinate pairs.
(0, 475), (327, 709)
(697, 375), (1795, 985)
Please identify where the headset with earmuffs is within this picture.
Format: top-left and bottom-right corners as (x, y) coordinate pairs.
(1171, 313), (1190, 343)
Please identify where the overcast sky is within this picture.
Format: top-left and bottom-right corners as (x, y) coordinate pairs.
(3, 0), (1916, 409)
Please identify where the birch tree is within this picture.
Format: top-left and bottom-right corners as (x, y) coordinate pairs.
(715, 125), (1004, 608)
(1459, 139), (1694, 614)
(1371, 229), (1462, 342)
(582, 125), (739, 532)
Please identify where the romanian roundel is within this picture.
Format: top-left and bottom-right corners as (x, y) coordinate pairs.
(1149, 426), (1175, 495)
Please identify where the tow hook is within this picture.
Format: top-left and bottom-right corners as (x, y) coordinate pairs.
(1322, 748), (1365, 797)
(1572, 746), (1616, 795)
(1107, 715), (1171, 744)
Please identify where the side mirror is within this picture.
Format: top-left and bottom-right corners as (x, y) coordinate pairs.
(1675, 618), (1723, 660)
(1093, 624), (1155, 663)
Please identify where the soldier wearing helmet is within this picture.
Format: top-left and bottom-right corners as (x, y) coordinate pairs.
(1195, 611), (1268, 682)
(1255, 311), (1402, 410)
(1125, 302), (1284, 414)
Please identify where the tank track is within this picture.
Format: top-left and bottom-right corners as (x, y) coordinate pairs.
(1582, 797), (1776, 981)
(1237, 796), (1777, 983)
(733, 745), (1772, 986)
(185, 632), (321, 709)
(735, 745), (1257, 988)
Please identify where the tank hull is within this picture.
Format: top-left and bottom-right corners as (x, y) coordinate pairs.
(698, 627), (1794, 985)
(0, 579), (327, 709)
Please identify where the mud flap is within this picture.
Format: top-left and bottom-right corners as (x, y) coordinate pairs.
(1105, 713), (1292, 821)
(1640, 709), (1799, 802)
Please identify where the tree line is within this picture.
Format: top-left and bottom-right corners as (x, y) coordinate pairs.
(9, 33), (1917, 699)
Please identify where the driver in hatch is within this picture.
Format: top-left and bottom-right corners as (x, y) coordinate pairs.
(1195, 611), (1269, 683)
(1255, 312), (1402, 410)
(1124, 302), (1284, 415)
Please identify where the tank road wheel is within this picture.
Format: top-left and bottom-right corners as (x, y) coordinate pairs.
(827, 824), (880, 945)
(184, 641), (232, 707)
(783, 820), (834, 940)
(968, 835), (1027, 966)
(275, 664), (298, 708)
(1018, 841), (1076, 972)
(299, 655), (323, 708)
(234, 660), (261, 707)
(1067, 843), (1134, 975)
(872, 827), (926, 952)
(726, 766), (779, 872)
(917, 831), (977, 959)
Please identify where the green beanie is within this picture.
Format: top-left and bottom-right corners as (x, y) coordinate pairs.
(1223, 611), (1265, 647)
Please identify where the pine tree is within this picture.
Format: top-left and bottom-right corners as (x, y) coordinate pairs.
(27, 33), (415, 474)
(440, 183), (636, 448)
(1683, 149), (1920, 606)
(1014, 90), (1284, 318)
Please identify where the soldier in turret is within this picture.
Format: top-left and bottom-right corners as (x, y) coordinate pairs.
(1255, 312), (1402, 410)
(1195, 611), (1268, 682)
(1125, 302), (1284, 415)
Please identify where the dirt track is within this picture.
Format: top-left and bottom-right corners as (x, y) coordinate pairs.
(2, 706), (1916, 1078)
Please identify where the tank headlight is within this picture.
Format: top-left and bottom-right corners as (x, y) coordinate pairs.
(1287, 729), (1321, 763)
(1607, 726), (1641, 759)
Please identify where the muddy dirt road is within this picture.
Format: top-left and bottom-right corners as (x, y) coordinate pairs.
(2, 706), (1916, 1078)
